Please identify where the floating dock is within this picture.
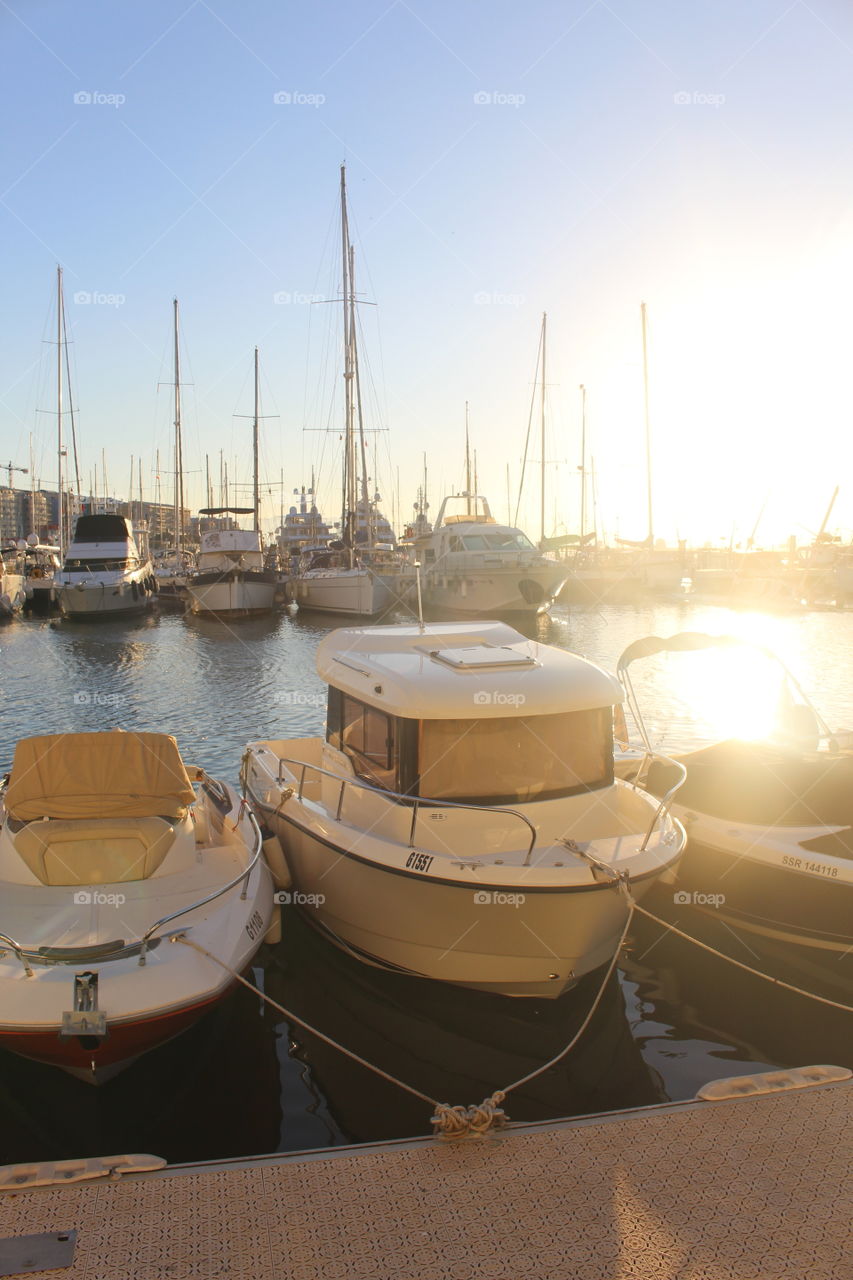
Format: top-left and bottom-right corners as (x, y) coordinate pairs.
(0, 1070), (849, 1278)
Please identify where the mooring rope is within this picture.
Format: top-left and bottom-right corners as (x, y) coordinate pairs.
(172, 882), (853, 1141)
(173, 915), (627, 1139)
(632, 902), (853, 1014)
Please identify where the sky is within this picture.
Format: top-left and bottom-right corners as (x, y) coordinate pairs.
(2, 0), (853, 546)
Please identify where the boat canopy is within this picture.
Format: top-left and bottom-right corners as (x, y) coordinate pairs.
(316, 621), (623, 719)
(4, 731), (196, 821)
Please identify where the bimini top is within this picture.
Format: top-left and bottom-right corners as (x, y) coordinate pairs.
(315, 621), (623, 719)
(4, 731), (196, 822)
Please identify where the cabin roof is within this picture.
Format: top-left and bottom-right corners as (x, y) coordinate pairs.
(315, 621), (623, 719)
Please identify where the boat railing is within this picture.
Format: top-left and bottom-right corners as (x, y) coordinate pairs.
(137, 799), (264, 965)
(620, 749), (688, 852)
(273, 755), (539, 866)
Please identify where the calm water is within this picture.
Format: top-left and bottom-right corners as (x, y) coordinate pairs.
(0, 598), (851, 1163)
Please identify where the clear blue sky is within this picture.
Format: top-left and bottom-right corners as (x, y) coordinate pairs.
(3, 0), (853, 545)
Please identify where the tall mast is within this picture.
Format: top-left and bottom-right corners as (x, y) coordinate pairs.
(349, 244), (371, 546)
(56, 265), (64, 560)
(641, 301), (653, 548)
(340, 164), (356, 565)
(579, 383), (587, 545)
(540, 311), (547, 547)
(173, 298), (183, 558)
(464, 401), (471, 516)
(253, 346), (260, 533)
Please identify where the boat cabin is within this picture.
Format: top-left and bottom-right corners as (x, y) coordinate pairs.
(317, 622), (623, 807)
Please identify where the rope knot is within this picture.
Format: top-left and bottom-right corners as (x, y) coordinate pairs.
(431, 1093), (508, 1139)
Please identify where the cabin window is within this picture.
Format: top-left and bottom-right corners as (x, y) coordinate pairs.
(416, 707), (613, 805)
(327, 689), (397, 790)
(424, 549), (436, 563)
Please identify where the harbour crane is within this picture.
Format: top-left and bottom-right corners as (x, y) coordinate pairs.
(4, 461), (28, 487)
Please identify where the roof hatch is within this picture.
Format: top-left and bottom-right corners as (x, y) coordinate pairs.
(427, 644), (539, 672)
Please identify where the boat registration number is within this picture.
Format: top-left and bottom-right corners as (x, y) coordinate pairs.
(245, 910), (266, 940)
(406, 851), (434, 873)
(782, 855), (838, 878)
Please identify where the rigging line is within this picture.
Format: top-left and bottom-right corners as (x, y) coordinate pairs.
(515, 321), (543, 527)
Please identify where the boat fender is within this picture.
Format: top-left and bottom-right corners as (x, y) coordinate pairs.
(193, 802), (211, 845)
(262, 833), (292, 888)
(265, 904), (283, 945)
(131, 581), (139, 600)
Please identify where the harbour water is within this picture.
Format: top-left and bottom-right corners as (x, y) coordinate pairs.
(0, 599), (851, 1165)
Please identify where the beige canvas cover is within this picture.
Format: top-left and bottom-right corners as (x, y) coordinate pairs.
(4, 731), (196, 821)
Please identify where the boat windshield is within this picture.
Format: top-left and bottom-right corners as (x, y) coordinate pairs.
(462, 531), (533, 552)
(63, 558), (138, 571)
(417, 708), (613, 804)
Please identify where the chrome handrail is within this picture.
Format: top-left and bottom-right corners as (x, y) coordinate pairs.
(137, 805), (264, 965)
(268, 754), (539, 865)
(0, 932), (34, 978)
(621, 749), (688, 852)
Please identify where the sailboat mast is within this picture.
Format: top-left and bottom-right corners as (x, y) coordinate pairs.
(340, 164), (355, 565)
(464, 401), (471, 516)
(641, 301), (653, 548)
(349, 245), (372, 548)
(540, 312), (546, 547)
(56, 265), (64, 561)
(173, 299), (183, 559)
(579, 383), (587, 545)
(253, 346), (261, 533)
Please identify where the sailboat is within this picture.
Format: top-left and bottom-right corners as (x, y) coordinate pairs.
(186, 348), (278, 618)
(288, 166), (396, 618)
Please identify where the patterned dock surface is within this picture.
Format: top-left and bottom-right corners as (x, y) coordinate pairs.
(0, 1081), (849, 1278)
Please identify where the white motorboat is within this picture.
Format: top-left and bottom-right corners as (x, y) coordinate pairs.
(0, 730), (274, 1083)
(56, 515), (156, 619)
(244, 620), (686, 999)
(187, 523), (278, 617)
(413, 493), (568, 616)
(616, 632), (853, 959)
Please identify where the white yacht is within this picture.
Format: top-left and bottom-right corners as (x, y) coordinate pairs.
(290, 546), (397, 617)
(0, 730), (274, 1082)
(186, 519), (277, 618)
(276, 488), (333, 571)
(244, 620), (686, 999)
(57, 515), (155, 619)
(413, 494), (568, 616)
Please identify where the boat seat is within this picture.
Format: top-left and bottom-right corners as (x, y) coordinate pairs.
(12, 817), (177, 886)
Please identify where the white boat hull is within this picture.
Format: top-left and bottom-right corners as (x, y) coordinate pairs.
(58, 579), (153, 617)
(0, 573), (26, 617)
(187, 574), (277, 617)
(423, 566), (566, 615)
(290, 569), (395, 617)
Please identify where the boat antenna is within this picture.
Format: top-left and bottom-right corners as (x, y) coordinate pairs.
(540, 311), (546, 547)
(641, 301), (653, 548)
(414, 560), (425, 633)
